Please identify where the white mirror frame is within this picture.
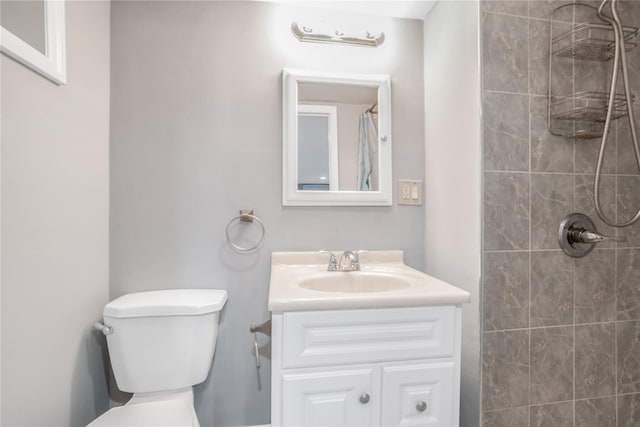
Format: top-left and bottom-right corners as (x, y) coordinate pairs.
(282, 69), (392, 206)
(0, 0), (66, 85)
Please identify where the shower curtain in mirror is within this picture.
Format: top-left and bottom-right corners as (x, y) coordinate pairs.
(357, 112), (378, 191)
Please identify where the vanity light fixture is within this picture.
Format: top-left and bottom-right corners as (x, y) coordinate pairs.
(291, 22), (385, 47)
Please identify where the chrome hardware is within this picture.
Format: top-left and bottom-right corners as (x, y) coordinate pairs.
(249, 319), (272, 337)
(576, 230), (627, 244)
(322, 250), (368, 271)
(319, 250), (339, 271)
(250, 320), (272, 369)
(291, 22), (385, 47)
(359, 393), (370, 404)
(559, 213), (627, 258)
(592, 0), (640, 227)
(339, 250), (361, 271)
(416, 400), (427, 412)
(93, 322), (113, 336)
(225, 209), (266, 253)
(547, 2), (640, 226)
(252, 330), (261, 368)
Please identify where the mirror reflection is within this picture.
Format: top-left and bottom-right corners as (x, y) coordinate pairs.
(297, 82), (378, 192)
(282, 69), (391, 206)
(0, 0), (46, 54)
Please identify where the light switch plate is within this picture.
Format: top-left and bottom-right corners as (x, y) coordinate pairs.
(398, 180), (423, 206)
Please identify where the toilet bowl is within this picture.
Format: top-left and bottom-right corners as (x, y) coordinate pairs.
(88, 391), (197, 426)
(88, 289), (228, 427)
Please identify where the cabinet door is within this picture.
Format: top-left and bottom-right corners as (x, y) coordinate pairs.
(381, 362), (455, 426)
(282, 366), (380, 427)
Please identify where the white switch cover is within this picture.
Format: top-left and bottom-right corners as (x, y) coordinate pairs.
(398, 180), (423, 206)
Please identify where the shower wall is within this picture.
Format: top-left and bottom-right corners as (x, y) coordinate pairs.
(481, 1), (640, 426)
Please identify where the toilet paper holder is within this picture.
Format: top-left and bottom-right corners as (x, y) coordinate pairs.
(250, 319), (271, 368)
(250, 319), (272, 337)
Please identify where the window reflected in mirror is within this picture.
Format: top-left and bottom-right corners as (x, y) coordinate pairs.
(297, 82), (378, 192)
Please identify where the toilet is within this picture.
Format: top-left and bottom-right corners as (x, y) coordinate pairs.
(88, 289), (228, 427)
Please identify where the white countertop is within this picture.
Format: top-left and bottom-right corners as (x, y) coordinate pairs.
(268, 250), (471, 312)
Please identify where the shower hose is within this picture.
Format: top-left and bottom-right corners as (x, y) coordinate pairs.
(595, 0), (640, 227)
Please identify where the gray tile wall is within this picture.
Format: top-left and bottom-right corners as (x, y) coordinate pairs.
(481, 1), (640, 426)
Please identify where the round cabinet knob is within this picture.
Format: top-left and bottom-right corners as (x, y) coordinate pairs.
(359, 393), (370, 404)
(416, 401), (427, 412)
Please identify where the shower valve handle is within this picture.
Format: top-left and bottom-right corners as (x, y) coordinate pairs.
(559, 213), (628, 258)
(572, 229), (627, 244)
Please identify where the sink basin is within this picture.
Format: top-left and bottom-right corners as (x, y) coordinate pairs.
(269, 250), (472, 312)
(299, 272), (412, 293)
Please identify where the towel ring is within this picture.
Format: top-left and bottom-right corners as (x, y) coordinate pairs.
(225, 209), (265, 253)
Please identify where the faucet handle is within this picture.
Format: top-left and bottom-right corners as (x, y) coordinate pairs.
(574, 230), (627, 243)
(356, 250), (369, 266)
(319, 250), (339, 271)
(319, 250), (336, 258)
(559, 213), (629, 258)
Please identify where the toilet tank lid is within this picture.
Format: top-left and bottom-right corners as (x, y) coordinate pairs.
(104, 289), (228, 318)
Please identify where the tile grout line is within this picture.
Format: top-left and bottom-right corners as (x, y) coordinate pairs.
(612, 90), (616, 427)
(480, 6), (485, 425)
(484, 169), (640, 177)
(614, 81), (620, 427)
(484, 318), (640, 334)
(484, 247), (640, 254)
(482, 391), (640, 415)
(483, 9), (577, 24)
(527, 12), (532, 425)
(483, 248), (577, 253)
(571, 7), (576, 425)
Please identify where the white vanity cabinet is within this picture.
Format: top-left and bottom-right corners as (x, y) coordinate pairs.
(271, 305), (462, 427)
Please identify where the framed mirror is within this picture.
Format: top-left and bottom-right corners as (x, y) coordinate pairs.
(0, 0), (66, 84)
(282, 69), (392, 206)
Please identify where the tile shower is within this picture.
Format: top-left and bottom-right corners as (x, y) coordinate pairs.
(481, 1), (640, 426)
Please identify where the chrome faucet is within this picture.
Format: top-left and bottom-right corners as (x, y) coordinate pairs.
(338, 250), (369, 271)
(319, 250), (368, 271)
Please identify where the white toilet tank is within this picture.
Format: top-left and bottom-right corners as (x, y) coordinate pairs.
(103, 289), (228, 394)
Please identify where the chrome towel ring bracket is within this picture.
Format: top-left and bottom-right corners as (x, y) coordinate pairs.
(225, 209), (266, 253)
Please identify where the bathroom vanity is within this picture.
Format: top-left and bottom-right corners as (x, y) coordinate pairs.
(268, 251), (470, 426)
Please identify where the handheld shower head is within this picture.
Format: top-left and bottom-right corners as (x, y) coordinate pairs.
(593, 0), (640, 227)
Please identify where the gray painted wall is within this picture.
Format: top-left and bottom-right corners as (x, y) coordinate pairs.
(481, 1), (640, 425)
(110, 2), (425, 426)
(1, 1), (111, 425)
(423, 2), (482, 426)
